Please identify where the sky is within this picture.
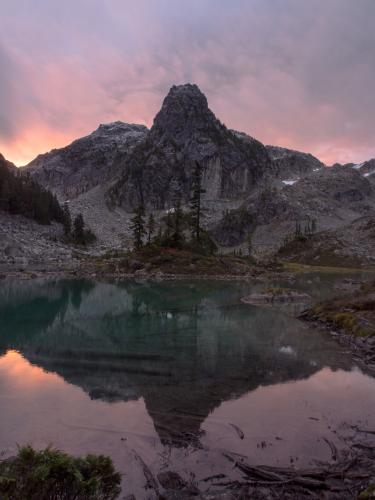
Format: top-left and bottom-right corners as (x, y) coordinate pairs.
(1, 0), (375, 166)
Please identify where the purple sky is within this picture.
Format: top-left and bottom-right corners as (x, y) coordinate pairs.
(1, 0), (375, 166)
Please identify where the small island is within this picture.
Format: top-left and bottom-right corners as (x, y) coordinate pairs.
(241, 287), (312, 305)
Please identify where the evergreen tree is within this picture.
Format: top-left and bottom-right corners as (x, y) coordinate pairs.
(172, 199), (184, 247)
(62, 203), (72, 236)
(146, 213), (155, 245)
(0, 158), (65, 225)
(164, 212), (174, 241)
(189, 161), (206, 243)
(130, 205), (146, 250)
(246, 233), (253, 257)
(295, 221), (302, 238)
(73, 213), (85, 244)
(154, 223), (163, 247)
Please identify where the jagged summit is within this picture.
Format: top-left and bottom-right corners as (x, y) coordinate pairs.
(158, 83), (209, 113)
(108, 83), (272, 210)
(151, 83), (223, 145)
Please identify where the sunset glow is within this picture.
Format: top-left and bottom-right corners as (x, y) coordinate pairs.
(1, 0), (375, 166)
(0, 350), (61, 389)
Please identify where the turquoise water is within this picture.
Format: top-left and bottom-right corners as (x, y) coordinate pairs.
(0, 277), (374, 497)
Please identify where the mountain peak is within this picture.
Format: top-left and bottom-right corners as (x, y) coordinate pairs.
(151, 83), (215, 141)
(165, 83), (208, 106)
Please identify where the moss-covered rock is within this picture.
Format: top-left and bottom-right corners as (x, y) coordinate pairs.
(359, 484), (375, 499)
(300, 281), (375, 337)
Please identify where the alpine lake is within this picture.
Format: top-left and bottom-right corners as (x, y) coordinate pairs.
(1, 274), (375, 498)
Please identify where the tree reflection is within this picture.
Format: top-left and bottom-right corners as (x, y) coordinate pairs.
(0, 279), (353, 446)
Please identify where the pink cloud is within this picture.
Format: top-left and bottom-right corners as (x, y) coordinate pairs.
(0, 0), (374, 166)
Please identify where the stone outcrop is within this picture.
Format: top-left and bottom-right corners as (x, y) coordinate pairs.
(0, 212), (76, 268)
(266, 145), (324, 181)
(23, 122), (148, 199)
(213, 165), (375, 251)
(107, 84), (272, 210)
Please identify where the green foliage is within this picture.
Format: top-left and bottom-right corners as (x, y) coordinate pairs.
(281, 218), (318, 250)
(0, 162), (64, 225)
(0, 445), (121, 500)
(189, 229), (218, 256)
(61, 209), (96, 246)
(153, 200), (188, 249)
(171, 199), (184, 248)
(130, 204), (146, 250)
(359, 485), (375, 499)
(62, 203), (72, 237)
(146, 213), (155, 244)
(73, 213), (85, 244)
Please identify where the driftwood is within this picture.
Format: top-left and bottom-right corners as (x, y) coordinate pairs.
(229, 423), (245, 440)
(323, 437), (338, 461)
(221, 443), (375, 499)
(132, 449), (160, 495)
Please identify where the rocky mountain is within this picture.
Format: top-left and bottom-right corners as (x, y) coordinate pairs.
(213, 165), (375, 252)
(17, 83), (375, 262)
(0, 153), (17, 174)
(349, 159), (375, 186)
(107, 84), (272, 210)
(266, 146), (324, 184)
(24, 122), (148, 199)
(278, 215), (375, 267)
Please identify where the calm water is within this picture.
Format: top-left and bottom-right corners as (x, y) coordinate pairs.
(1, 276), (375, 498)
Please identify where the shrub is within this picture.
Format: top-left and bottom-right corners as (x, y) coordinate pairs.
(0, 445), (121, 500)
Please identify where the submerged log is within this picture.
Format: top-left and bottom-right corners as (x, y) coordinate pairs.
(221, 442), (375, 499)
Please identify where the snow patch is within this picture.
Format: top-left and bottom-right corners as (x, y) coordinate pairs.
(282, 178), (299, 186)
(364, 171), (375, 178)
(279, 346), (296, 356)
(353, 162), (365, 170)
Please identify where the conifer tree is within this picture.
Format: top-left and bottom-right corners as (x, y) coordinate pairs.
(146, 213), (155, 245)
(172, 198), (184, 248)
(73, 213), (85, 244)
(130, 205), (146, 250)
(0, 158), (65, 225)
(62, 203), (72, 237)
(164, 212), (174, 241)
(246, 233), (253, 257)
(189, 161), (206, 243)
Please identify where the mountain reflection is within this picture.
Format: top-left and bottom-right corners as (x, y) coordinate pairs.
(0, 279), (352, 445)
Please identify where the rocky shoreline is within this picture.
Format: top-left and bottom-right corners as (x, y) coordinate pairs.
(2, 262), (375, 499)
(299, 280), (375, 376)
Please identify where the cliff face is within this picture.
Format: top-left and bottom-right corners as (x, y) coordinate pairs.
(266, 145), (325, 181)
(107, 84), (272, 210)
(23, 122), (148, 199)
(213, 165), (375, 249)
(15, 83), (375, 258)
